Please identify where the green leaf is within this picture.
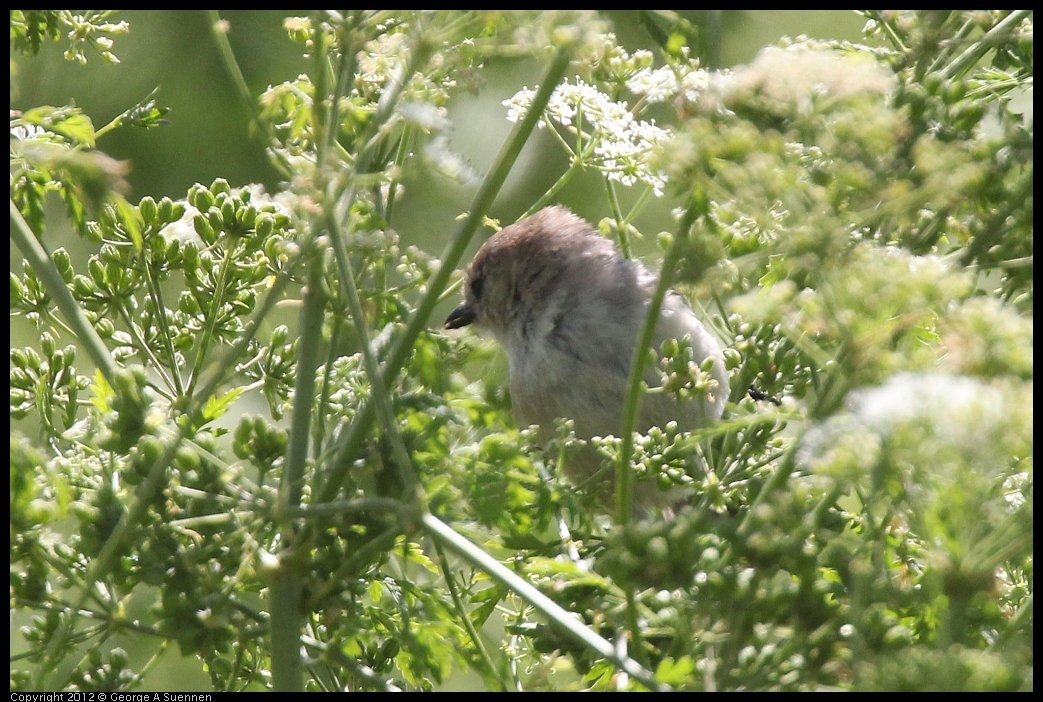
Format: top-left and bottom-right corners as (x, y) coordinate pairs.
(112, 197), (144, 252)
(655, 656), (696, 686)
(89, 368), (115, 413)
(22, 105), (97, 147)
(202, 387), (246, 423)
(120, 87), (171, 130)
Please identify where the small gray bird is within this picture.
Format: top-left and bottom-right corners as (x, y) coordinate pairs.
(445, 206), (729, 504)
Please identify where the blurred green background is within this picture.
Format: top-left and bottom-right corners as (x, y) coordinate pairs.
(11, 11), (868, 262)
(10, 10), (870, 691)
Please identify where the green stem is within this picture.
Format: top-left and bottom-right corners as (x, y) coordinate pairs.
(206, 10), (283, 169)
(185, 240), (236, 398)
(355, 24), (431, 176)
(320, 47), (574, 503)
(864, 10), (909, 53)
(327, 212), (422, 504)
(142, 248), (186, 396)
(40, 423), (188, 690)
(611, 205), (701, 675)
(270, 253), (325, 692)
(616, 203), (700, 525)
(384, 125), (413, 221)
(926, 14), (978, 74)
(192, 252), (296, 409)
(311, 14), (330, 165)
(115, 300), (175, 399)
(942, 10), (1033, 79)
(288, 497), (407, 519)
(422, 513), (667, 691)
(523, 131), (601, 219)
(989, 593), (1032, 651)
(736, 443), (799, 540)
(605, 179), (631, 259)
(313, 318), (342, 459)
(622, 185), (653, 228)
(269, 571), (305, 691)
(435, 541), (507, 690)
(10, 200), (117, 384)
(36, 239), (300, 690)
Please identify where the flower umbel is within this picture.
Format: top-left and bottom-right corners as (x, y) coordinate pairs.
(504, 77), (670, 196)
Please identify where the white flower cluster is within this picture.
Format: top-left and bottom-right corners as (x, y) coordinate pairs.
(357, 32), (412, 91)
(625, 66), (680, 104)
(624, 61), (713, 105)
(500, 38), (723, 199)
(10, 123), (47, 142)
(355, 31), (456, 106)
(503, 78), (670, 196)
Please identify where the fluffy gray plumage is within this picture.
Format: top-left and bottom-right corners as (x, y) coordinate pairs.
(447, 206), (728, 431)
(446, 206), (729, 505)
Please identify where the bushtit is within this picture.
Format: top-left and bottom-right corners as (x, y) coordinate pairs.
(445, 206), (728, 505)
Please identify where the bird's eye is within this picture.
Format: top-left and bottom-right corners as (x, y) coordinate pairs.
(469, 273), (484, 302)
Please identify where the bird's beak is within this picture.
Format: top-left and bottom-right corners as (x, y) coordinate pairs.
(444, 303), (476, 330)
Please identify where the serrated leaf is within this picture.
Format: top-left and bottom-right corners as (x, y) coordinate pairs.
(469, 585), (506, 629)
(120, 87), (171, 130)
(22, 105), (96, 147)
(113, 196), (144, 252)
(655, 656), (696, 686)
(202, 387), (245, 423)
(402, 544), (440, 574)
(369, 579), (384, 604)
(89, 367), (115, 413)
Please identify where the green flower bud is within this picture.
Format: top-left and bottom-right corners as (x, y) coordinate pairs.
(52, 248), (74, 283)
(221, 199), (237, 229)
(135, 435), (164, 472)
(157, 197), (174, 222)
(95, 318), (115, 339)
(208, 207), (225, 235)
(139, 196), (158, 226)
(923, 72), (944, 96)
(647, 536), (669, 562)
(24, 347), (42, 371)
(41, 332), (55, 358)
(88, 258), (107, 285)
(238, 203), (257, 229)
(953, 103), (984, 132)
(193, 213), (216, 244)
(182, 241), (200, 270)
(10, 369), (32, 391)
(179, 291), (200, 315)
(10, 273), (26, 302)
(86, 222), (104, 243)
(165, 236), (181, 262)
(944, 80), (967, 105)
(255, 213), (275, 239)
(10, 348), (29, 369)
(192, 186), (215, 211)
(174, 446), (200, 472)
(100, 244), (122, 266)
(210, 178), (231, 196)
